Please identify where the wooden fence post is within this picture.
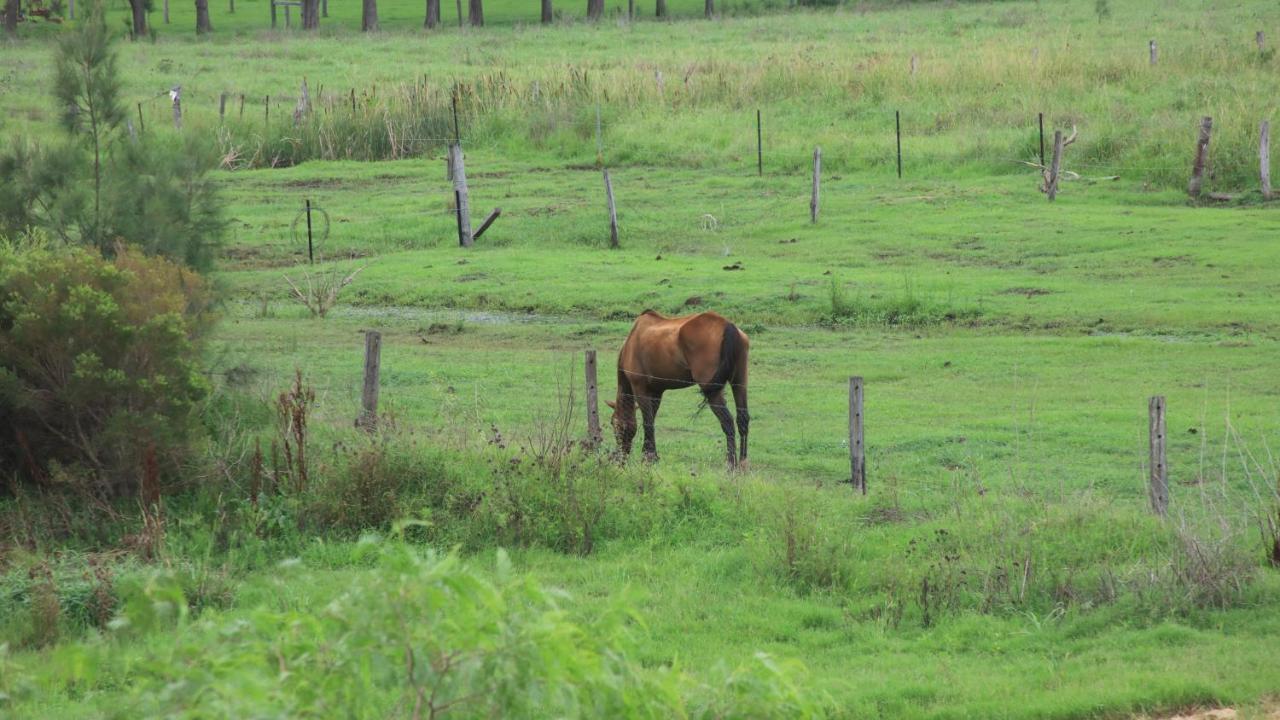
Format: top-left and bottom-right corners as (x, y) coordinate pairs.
(895, 110), (903, 179)
(910, 54), (918, 75)
(1149, 395), (1168, 517)
(1189, 116), (1212, 199)
(271, 0), (277, 28)
(747, 109), (757, 176)
(473, 208), (501, 240)
(1047, 130), (1064, 201)
(810, 147), (821, 223)
(1261, 120), (1272, 200)
(849, 376), (865, 494)
(604, 169), (619, 248)
(585, 350), (602, 448)
(1149, 39), (1157, 65)
(68, 0), (73, 20)
(163, 0), (169, 23)
(1258, 30), (1266, 54)
(170, 86), (182, 130)
(219, 93), (227, 122)
(136, 102), (145, 134)
(1038, 112), (1045, 168)
(449, 143), (472, 247)
(359, 331), (382, 430)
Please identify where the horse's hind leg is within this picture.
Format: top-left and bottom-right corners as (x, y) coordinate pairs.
(732, 380), (749, 466)
(706, 390), (737, 469)
(639, 392), (663, 463)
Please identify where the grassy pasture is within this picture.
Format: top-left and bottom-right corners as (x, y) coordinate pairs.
(5, 0), (1280, 717)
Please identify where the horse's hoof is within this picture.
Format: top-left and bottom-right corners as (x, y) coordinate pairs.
(643, 452), (659, 464)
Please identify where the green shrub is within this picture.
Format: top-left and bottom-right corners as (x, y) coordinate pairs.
(0, 243), (212, 496)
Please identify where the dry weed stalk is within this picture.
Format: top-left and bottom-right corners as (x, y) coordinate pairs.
(283, 265), (365, 318)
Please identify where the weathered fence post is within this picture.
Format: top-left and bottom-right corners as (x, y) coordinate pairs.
(1149, 395), (1168, 517)
(849, 376), (865, 494)
(1038, 112), (1045, 168)
(604, 169), (619, 248)
(271, 0), (277, 28)
(294, 78), (310, 126)
(1261, 120), (1272, 200)
(1149, 39), (1157, 65)
(1189, 116), (1213, 199)
(163, 0), (169, 23)
(239, 94), (245, 120)
(1258, 30), (1266, 54)
(747, 109), (757, 176)
(1047, 130), (1064, 201)
(473, 208), (501, 240)
(910, 54), (918, 75)
(449, 143), (472, 247)
(585, 350), (603, 449)
(170, 86), (182, 130)
(68, 0), (73, 20)
(219, 93), (227, 122)
(136, 102), (145, 134)
(358, 331), (382, 431)
(895, 110), (903, 179)
(810, 147), (821, 223)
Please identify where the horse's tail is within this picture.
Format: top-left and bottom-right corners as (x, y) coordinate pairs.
(702, 322), (743, 401)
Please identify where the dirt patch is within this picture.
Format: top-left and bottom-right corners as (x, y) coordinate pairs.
(1000, 286), (1054, 297)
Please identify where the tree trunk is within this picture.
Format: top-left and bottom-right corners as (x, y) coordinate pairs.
(128, 0), (147, 37)
(195, 0), (212, 33)
(540, 0), (551, 23)
(361, 0), (377, 30)
(655, 0), (665, 18)
(3, 0), (17, 35)
(704, 0), (712, 17)
(425, 0), (439, 27)
(587, 0), (601, 20)
(302, 0), (319, 29)
(467, 0), (481, 25)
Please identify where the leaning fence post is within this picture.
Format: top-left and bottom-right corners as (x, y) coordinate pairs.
(849, 376), (865, 494)
(1260, 119), (1272, 200)
(1149, 395), (1168, 517)
(450, 143), (472, 247)
(358, 331), (382, 431)
(1047, 130), (1064, 201)
(585, 350), (602, 448)
(603, 169), (619, 248)
(810, 146), (821, 223)
(1189, 116), (1213, 199)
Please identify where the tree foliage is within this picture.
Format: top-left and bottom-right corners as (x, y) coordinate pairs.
(0, 0), (224, 271)
(0, 241), (213, 496)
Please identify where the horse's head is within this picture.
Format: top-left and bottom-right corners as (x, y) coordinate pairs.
(603, 398), (635, 453)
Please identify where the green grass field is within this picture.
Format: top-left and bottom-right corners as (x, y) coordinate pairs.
(4, 0), (1280, 717)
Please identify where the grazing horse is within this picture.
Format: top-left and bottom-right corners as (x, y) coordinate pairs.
(604, 311), (749, 469)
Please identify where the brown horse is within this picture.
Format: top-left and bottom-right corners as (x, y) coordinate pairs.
(604, 310), (749, 469)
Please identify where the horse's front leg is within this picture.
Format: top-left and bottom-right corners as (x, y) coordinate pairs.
(639, 392), (663, 463)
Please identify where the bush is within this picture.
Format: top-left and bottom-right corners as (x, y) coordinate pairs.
(0, 243), (212, 496)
